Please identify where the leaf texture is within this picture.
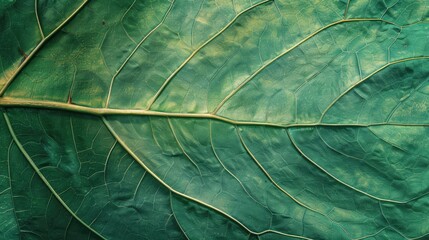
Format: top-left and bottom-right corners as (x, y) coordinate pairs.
(0, 0), (428, 239)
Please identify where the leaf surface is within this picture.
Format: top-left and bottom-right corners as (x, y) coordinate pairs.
(0, 0), (428, 239)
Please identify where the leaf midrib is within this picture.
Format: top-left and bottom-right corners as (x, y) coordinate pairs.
(1, 98), (429, 129)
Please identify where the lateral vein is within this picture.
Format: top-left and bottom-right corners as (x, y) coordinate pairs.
(2, 112), (107, 240)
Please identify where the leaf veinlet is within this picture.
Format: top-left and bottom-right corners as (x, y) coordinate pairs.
(145, 0), (274, 110)
(102, 117), (315, 239)
(105, 0), (176, 108)
(212, 19), (418, 114)
(2, 112), (106, 240)
(1, 0), (429, 239)
(0, 0), (90, 96)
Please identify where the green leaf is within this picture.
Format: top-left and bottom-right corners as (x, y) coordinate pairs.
(0, 0), (428, 239)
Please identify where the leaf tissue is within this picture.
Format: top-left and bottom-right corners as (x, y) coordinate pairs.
(0, 0), (428, 239)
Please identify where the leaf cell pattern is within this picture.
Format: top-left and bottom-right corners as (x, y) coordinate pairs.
(0, 0), (428, 239)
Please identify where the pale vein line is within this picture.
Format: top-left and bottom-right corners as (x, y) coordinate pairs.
(67, 65), (77, 103)
(316, 127), (364, 161)
(105, 0), (176, 108)
(102, 117), (248, 229)
(380, 0), (399, 19)
(385, 78), (429, 122)
(319, 56), (429, 121)
(0, 188), (10, 195)
(2, 112), (106, 240)
(35, 0), (45, 38)
(209, 120), (270, 209)
(120, 0), (138, 45)
(0, 0), (90, 96)
(379, 202), (392, 227)
(356, 52), (363, 80)
(316, 127), (429, 202)
(382, 223), (415, 240)
(102, 117), (312, 239)
(212, 18), (402, 114)
(352, 227), (388, 240)
(132, 171), (146, 200)
(236, 127), (350, 236)
(3, 97), (429, 129)
(236, 128), (321, 213)
(167, 118), (202, 176)
(169, 192), (190, 240)
(190, 0), (205, 48)
(103, 140), (117, 195)
(367, 127), (408, 153)
(408, 231), (429, 240)
(343, 0), (351, 19)
(286, 128), (427, 204)
(88, 202), (109, 226)
(145, 0), (274, 110)
(368, 128), (429, 202)
(64, 216), (73, 240)
(69, 117), (82, 174)
(387, 27), (403, 63)
(6, 140), (22, 240)
(45, 188), (54, 233)
(294, 50), (343, 94)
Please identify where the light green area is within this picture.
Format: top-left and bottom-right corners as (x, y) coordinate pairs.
(0, 0), (428, 239)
